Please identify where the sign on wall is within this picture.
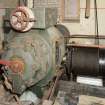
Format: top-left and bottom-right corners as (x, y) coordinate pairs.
(59, 0), (80, 22)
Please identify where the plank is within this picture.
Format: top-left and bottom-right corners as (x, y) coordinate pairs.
(78, 95), (105, 105)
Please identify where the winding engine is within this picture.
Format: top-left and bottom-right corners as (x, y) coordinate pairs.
(0, 6), (65, 95)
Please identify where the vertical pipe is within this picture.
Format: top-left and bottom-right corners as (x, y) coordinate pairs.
(85, 0), (90, 18)
(94, 0), (99, 45)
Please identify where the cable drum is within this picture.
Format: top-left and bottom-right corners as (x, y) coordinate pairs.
(99, 49), (105, 76)
(66, 46), (105, 77)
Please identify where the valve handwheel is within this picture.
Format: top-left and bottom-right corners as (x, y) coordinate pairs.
(10, 6), (35, 32)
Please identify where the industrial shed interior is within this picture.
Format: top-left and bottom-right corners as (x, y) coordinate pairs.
(0, 0), (105, 105)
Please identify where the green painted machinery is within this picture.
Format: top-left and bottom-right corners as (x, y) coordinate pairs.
(1, 6), (65, 96)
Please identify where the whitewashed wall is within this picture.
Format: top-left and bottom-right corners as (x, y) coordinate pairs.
(63, 0), (105, 36)
(27, 0), (105, 45)
(1, 0), (105, 45)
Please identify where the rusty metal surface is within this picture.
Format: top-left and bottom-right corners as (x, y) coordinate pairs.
(10, 6), (35, 32)
(2, 30), (52, 94)
(55, 24), (70, 44)
(58, 80), (105, 98)
(54, 91), (78, 105)
(0, 101), (35, 105)
(1, 26), (65, 94)
(0, 82), (38, 105)
(0, 1), (65, 97)
(65, 45), (105, 79)
(0, 59), (24, 74)
(10, 7), (30, 31)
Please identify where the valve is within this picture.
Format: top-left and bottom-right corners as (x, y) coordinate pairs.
(10, 6), (35, 32)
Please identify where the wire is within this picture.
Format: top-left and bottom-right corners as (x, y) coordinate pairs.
(94, 0), (99, 45)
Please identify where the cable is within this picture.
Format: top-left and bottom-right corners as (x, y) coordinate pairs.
(94, 0), (99, 45)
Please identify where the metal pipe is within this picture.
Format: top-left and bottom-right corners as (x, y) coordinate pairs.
(64, 35), (105, 39)
(49, 70), (64, 100)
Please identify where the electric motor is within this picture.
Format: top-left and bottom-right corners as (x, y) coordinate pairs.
(1, 7), (65, 95)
